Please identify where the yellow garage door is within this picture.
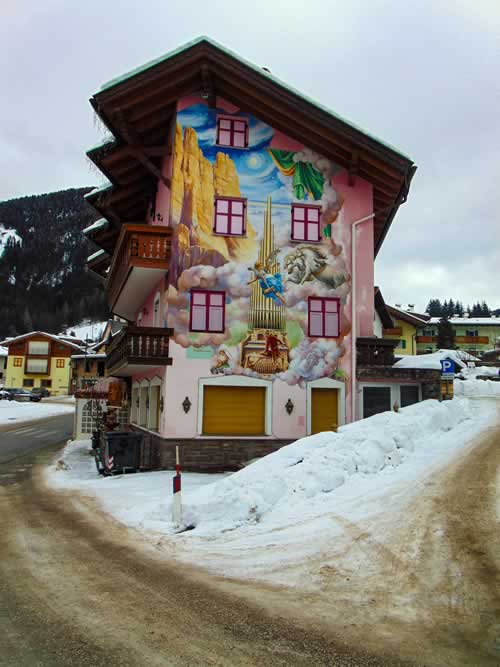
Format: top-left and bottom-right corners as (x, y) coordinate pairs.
(203, 386), (266, 436)
(311, 388), (338, 434)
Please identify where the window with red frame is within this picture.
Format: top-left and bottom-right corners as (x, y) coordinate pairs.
(216, 117), (249, 148)
(190, 290), (225, 333)
(308, 297), (340, 337)
(56, 359), (65, 368)
(291, 204), (321, 242)
(214, 197), (246, 236)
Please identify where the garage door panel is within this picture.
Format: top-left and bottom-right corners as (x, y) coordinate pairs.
(203, 386), (266, 435)
(311, 388), (338, 434)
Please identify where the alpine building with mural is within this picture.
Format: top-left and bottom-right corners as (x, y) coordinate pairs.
(85, 37), (422, 469)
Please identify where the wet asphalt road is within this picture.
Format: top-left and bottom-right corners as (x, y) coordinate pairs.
(0, 412), (73, 470)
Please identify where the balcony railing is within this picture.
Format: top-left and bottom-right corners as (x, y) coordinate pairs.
(417, 335), (489, 345)
(357, 337), (398, 366)
(106, 326), (173, 376)
(106, 224), (172, 314)
(383, 327), (403, 336)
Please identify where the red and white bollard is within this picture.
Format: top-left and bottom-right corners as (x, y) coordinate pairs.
(172, 446), (182, 525)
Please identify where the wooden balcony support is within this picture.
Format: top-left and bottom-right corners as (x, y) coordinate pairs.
(106, 326), (173, 376)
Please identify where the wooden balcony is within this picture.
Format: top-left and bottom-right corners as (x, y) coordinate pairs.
(455, 336), (489, 344)
(357, 337), (398, 366)
(106, 326), (173, 377)
(416, 336), (436, 344)
(383, 327), (402, 336)
(106, 224), (172, 320)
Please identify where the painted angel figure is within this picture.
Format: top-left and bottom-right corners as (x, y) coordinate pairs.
(248, 248), (286, 305)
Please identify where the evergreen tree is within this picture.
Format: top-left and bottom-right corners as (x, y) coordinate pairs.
(426, 298), (443, 316)
(481, 301), (491, 316)
(437, 315), (455, 349)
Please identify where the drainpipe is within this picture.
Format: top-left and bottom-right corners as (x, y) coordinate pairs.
(351, 213), (376, 422)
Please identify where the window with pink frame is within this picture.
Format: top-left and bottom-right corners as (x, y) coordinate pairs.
(291, 204), (321, 242)
(308, 297), (340, 338)
(189, 290), (226, 333)
(216, 117), (249, 148)
(214, 197), (246, 236)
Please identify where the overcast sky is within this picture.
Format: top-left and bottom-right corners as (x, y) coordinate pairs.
(2, 0), (499, 311)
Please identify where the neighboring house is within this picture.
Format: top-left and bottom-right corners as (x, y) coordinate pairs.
(0, 345), (7, 386)
(416, 317), (500, 356)
(384, 305), (429, 355)
(70, 320), (124, 392)
(0, 332), (84, 395)
(83, 36), (441, 470)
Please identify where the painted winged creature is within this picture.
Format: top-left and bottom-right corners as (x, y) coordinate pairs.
(248, 248), (286, 305)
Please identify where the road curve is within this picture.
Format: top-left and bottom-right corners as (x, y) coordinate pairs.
(0, 441), (403, 667)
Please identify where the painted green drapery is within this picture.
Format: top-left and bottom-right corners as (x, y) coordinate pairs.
(268, 149), (324, 200)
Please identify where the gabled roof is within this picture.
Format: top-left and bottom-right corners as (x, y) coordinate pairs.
(88, 36), (416, 257)
(387, 305), (429, 328)
(374, 287), (394, 329)
(428, 317), (500, 326)
(0, 331), (85, 352)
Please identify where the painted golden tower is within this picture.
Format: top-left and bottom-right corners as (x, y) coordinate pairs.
(241, 197), (290, 374)
(248, 197), (285, 331)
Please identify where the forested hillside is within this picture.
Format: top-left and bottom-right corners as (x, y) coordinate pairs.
(0, 188), (108, 340)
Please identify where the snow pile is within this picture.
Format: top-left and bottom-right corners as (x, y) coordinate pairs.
(0, 400), (74, 426)
(454, 378), (500, 397)
(394, 349), (477, 371)
(48, 439), (229, 532)
(459, 365), (499, 378)
(175, 398), (490, 535)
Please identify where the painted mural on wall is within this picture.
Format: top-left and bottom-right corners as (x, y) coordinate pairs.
(165, 98), (352, 386)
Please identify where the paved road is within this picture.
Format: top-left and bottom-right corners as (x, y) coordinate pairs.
(0, 413), (73, 468)
(0, 415), (400, 667)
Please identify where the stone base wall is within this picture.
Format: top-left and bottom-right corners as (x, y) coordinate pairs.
(130, 428), (291, 472)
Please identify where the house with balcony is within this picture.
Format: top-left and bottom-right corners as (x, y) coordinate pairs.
(0, 345), (7, 386)
(84, 37), (444, 470)
(383, 305), (429, 355)
(1, 332), (84, 395)
(70, 319), (124, 393)
(416, 317), (500, 356)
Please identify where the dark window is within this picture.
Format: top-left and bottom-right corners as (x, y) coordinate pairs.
(84, 360), (92, 373)
(41, 379), (52, 388)
(363, 386), (391, 418)
(23, 379), (34, 387)
(465, 329), (479, 337)
(400, 385), (419, 407)
(97, 361), (105, 377)
(291, 204), (321, 242)
(397, 339), (407, 349)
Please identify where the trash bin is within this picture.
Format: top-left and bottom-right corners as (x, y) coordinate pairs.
(99, 431), (144, 476)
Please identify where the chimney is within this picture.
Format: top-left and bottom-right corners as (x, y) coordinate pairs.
(407, 304), (415, 312)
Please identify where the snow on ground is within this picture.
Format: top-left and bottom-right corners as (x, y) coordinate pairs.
(46, 396), (499, 586)
(454, 378), (500, 397)
(0, 400), (74, 426)
(60, 320), (106, 343)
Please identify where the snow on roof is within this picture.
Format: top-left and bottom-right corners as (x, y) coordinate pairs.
(387, 305), (429, 326)
(60, 321), (107, 343)
(70, 353), (107, 359)
(83, 218), (109, 235)
(84, 182), (112, 199)
(394, 349), (479, 371)
(428, 317), (500, 326)
(87, 248), (107, 262)
(0, 345), (8, 357)
(0, 331), (85, 352)
(98, 36), (411, 161)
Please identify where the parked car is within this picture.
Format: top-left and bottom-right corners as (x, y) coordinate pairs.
(31, 387), (51, 398)
(0, 388), (10, 400)
(2, 388), (41, 402)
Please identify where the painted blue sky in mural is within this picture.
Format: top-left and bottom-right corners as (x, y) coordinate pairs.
(177, 104), (293, 205)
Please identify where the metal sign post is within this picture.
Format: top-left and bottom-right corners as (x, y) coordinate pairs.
(172, 445), (182, 526)
(440, 359), (454, 400)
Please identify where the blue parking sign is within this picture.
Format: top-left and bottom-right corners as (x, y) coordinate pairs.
(440, 359), (454, 376)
